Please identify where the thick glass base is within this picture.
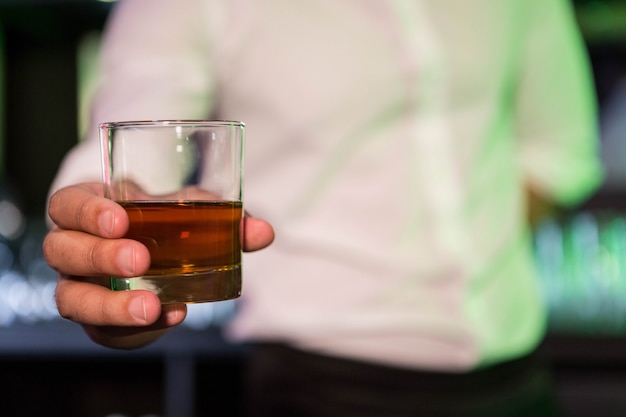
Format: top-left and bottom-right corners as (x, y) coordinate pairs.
(110, 266), (241, 304)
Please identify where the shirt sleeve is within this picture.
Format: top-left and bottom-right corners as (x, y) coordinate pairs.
(515, 0), (604, 207)
(48, 0), (216, 196)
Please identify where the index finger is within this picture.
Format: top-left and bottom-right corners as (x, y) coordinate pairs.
(48, 183), (129, 239)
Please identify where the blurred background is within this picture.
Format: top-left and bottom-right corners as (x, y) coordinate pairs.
(1, 0), (626, 416)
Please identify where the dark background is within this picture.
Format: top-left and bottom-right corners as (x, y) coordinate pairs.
(1, 0), (626, 416)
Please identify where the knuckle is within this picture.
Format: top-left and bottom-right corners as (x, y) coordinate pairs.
(86, 241), (102, 273)
(56, 304), (73, 321)
(89, 238), (116, 274)
(98, 295), (114, 322)
(47, 192), (61, 222)
(54, 285), (73, 320)
(42, 233), (60, 270)
(55, 277), (109, 324)
(75, 198), (96, 230)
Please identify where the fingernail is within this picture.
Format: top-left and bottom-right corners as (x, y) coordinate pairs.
(165, 305), (184, 322)
(165, 306), (179, 321)
(98, 210), (114, 237)
(129, 296), (147, 322)
(116, 245), (136, 275)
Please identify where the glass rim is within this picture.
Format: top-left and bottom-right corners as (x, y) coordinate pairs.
(98, 120), (245, 129)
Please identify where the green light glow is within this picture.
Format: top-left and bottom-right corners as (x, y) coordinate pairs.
(534, 211), (626, 336)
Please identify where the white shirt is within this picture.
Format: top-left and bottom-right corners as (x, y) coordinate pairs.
(50, 0), (603, 371)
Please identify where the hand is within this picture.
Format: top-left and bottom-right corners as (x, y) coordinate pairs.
(43, 182), (275, 349)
